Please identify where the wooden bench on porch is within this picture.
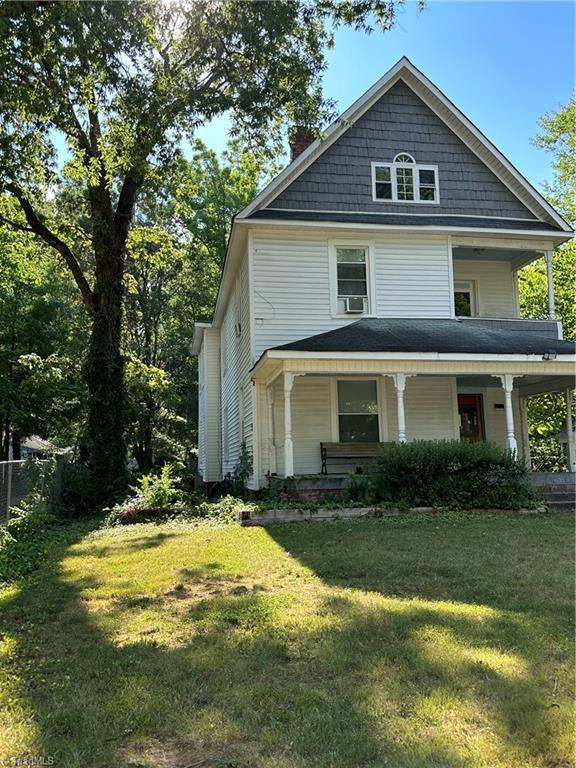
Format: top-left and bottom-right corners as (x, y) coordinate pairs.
(320, 442), (387, 475)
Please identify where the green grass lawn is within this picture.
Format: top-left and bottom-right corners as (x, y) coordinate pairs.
(0, 513), (573, 768)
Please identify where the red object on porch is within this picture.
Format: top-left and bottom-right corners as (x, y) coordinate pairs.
(458, 393), (485, 442)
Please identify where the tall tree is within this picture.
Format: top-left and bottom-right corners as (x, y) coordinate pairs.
(0, 0), (407, 501)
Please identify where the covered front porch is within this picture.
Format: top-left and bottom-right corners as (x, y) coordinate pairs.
(251, 322), (575, 489)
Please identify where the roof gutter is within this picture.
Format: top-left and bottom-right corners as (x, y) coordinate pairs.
(235, 217), (572, 245)
(191, 322), (211, 356)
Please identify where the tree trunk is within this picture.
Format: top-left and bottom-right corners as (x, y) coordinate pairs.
(12, 432), (21, 461)
(84, 245), (128, 503)
(1, 417), (9, 461)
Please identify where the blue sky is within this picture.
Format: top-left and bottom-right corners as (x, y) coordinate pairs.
(197, 0), (574, 192)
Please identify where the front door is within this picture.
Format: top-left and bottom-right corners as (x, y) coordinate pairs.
(458, 393), (485, 442)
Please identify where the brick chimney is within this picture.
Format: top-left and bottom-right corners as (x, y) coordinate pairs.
(289, 126), (316, 162)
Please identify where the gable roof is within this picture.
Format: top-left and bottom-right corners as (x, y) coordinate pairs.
(237, 57), (572, 233)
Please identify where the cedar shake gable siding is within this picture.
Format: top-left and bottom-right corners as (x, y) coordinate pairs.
(269, 81), (537, 220)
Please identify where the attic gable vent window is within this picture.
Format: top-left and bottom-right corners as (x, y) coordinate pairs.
(372, 153), (439, 204)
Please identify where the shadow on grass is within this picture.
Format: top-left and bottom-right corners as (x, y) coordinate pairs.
(0, 515), (572, 768)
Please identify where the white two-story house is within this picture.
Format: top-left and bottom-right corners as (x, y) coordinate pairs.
(193, 57), (575, 490)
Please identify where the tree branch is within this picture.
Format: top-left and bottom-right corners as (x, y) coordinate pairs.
(0, 214), (35, 234)
(7, 186), (96, 315)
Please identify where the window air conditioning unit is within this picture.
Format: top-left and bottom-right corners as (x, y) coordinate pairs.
(344, 297), (365, 314)
(234, 322), (242, 337)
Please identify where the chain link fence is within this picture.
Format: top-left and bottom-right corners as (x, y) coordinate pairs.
(0, 459), (53, 523)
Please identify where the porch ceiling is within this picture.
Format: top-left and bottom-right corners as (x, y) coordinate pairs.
(253, 355), (575, 388)
(453, 246), (535, 263)
(456, 374), (574, 396)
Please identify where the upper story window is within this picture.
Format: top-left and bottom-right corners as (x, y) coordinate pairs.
(454, 280), (477, 317)
(330, 243), (374, 316)
(372, 153), (439, 204)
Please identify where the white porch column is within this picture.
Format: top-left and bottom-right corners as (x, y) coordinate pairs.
(266, 386), (277, 475)
(495, 374), (519, 454)
(565, 388), (575, 473)
(545, 250), (556, 320)
(389, 373), (411, 443)
(283, 372), (295, 477)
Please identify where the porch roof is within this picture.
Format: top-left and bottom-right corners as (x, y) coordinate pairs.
(273, 318), (576, 356)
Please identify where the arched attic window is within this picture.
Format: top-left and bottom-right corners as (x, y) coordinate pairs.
(372, 152), (439, 203)
(393, 152), (415, 164)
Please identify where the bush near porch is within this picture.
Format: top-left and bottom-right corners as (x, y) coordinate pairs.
(353, 440), (539, 510)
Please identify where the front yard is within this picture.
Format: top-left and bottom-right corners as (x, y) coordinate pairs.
(0, 513), (573, 768)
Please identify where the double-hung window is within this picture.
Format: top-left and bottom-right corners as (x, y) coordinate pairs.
(332, 245), (373, 316)
(337, 380), (379, 443)
(372, 153), (439, 204)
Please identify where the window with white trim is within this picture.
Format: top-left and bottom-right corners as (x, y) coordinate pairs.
(337, 380), (379, 443)
(372, 153), (439, 204)
(454, 280), (477, 317)
(335, 246), (370, 315)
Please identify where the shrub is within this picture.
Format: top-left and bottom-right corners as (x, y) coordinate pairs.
(56, 462), (95, 517)
(358, 440), (538, 510)
(133, 464), (181, 508)
(231, 443), (253, 496)
(105, 493), (246, 526)
(0, 502), (57, 583)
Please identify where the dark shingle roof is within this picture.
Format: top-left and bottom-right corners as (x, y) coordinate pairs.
(251, 209), (565, 233)
(273, 318), (576, 356)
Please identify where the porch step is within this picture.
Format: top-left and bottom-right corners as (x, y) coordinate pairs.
(545, 500), (575, 512)
(530, 473), (575, 488)
(539, 484), (575, 511)
(543, 490), (576, 502)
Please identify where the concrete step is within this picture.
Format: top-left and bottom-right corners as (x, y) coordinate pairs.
(543, 491), (576, 502)
(546, 500), (575, 512)
(535, 485), (575, 495)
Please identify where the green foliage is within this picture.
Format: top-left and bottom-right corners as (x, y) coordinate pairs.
(105, 492), (244, 526)
(519, 97), (576, 466)
(132, 464), (181, 509)
(355, 440), (538, 510)
(0, 504), (56, 584)
(0, 1), (407, 502)
(123, 142), (277, 470)
(56, 463), (94, 518)
(264, 476), (298, 503)
(231, 443), (253, 496)
(529, 437), (567, 473)
(0, 210), (85, 456)
(198, 495), (245, 524)
(532, 95), (576, 224)
(519, 240), (576, 340)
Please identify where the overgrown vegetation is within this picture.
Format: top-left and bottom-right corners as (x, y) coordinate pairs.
(348, 440), (539, 510)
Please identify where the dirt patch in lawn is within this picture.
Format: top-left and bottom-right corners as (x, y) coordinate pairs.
(120, 737), (253, 768)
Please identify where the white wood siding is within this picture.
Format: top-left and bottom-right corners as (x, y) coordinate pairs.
(252, 230), (452, 357)
(255, 374), (531, 484)
(453, 259), (517, 318)
(385, 376), (459, 442)
(258, 374), (459, 482)
(197, 346), (205, 478)
(374, 237), (451, 317)
(220, 254), (254, 477)
(200, 328), (221, 481)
